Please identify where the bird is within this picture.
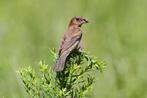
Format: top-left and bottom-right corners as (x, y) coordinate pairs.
(54, 16), (88, 72)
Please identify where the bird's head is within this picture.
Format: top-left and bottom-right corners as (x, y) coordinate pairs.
(69, 16), (88, 27)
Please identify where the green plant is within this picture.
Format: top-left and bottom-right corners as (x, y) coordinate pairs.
(18, 49), (106, 98)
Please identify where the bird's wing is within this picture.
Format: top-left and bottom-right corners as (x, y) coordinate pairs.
(59, 30), (82, 56)
(54, 40), (80, 71)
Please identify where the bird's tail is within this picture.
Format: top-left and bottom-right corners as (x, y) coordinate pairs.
(54, 51), (70, 72)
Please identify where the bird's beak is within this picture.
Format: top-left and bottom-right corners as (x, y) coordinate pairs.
(82, 18), (88, 24)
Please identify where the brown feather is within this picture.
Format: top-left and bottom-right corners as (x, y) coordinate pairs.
(54, 16), (88, 72)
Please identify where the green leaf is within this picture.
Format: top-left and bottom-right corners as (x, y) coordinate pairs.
(18, 49), (106, 98)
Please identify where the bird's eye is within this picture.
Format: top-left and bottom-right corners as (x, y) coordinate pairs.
(76, 18), (80, 21)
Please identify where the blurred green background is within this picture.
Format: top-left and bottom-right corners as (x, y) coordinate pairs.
(0, 0), (147, 98)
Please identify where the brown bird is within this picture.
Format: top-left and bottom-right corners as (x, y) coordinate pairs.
(54, 16), (88, 72)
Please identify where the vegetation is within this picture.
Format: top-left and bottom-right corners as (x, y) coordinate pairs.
(18, 49), (105, 98)
(0, 0), (147, 98)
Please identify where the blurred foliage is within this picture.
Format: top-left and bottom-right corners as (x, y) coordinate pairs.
(0, 0), (147, 98)
(18, 49), (105, 98)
